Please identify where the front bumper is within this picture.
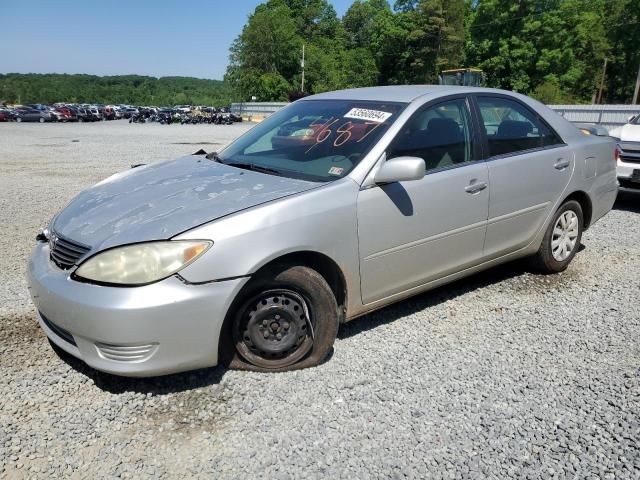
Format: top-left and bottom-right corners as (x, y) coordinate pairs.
(617, 161), (640, 191)
(27, 242), (248, 377)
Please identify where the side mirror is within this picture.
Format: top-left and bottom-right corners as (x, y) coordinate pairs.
(575, 123), (609, 136)
(374, 156), (425, 184)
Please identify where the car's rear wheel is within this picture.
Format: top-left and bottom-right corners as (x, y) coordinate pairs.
(39, 117), (45, 123)
(222, 265), (339, 372)
(531, 200), (583, 273)
(16, 117), (22, 123)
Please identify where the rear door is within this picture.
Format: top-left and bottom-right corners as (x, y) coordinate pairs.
(473, 95), (571, 259)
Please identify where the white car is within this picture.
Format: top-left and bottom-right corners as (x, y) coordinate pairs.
(609, 115), (640, 192)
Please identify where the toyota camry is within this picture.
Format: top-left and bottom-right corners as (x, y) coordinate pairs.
(27, 86), (618, 376)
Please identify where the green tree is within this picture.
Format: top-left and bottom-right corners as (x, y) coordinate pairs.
(279, 0), (341, 39)
(0, 74), (232, 106)
(605, 0), (640, 102)
(343, 0), (397, 83)
(225, 2), (300, 100)
(226, 0), (379, 99)
(404, 0), (469, 83)
(466, 0), (613, 102)
(256, 72), (292, 101)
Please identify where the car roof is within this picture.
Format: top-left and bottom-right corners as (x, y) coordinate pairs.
(303, 85), (523, 104)
(302, 85), (584, 142)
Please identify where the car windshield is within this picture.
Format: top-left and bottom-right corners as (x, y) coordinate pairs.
(219, 99), (406, 182)
(631, 115), (640, 125)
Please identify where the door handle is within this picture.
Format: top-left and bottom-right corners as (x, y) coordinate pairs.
(554, 158), (570, 170)
(464, 181), (487, 194)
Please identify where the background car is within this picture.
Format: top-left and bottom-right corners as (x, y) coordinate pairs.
(100, 106), (116, 120)
(609, 114), (640, 192)
(52, 106), (77, 122)
(88, 106), (102, 120)
(15, 107), (55, 123)
(123, 107), (138, 119)
(0, 108), (17, 122)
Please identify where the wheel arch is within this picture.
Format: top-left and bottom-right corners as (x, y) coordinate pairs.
(218, 250), (347, 370)
(249, 251), (348, 318)
(561, 190), (593, 229)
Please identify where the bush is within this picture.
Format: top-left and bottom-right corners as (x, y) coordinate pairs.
(529, 81), (578, 105)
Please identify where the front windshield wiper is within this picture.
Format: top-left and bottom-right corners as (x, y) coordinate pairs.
(225, 161), (283, 177)
(207, 151), (285, 178)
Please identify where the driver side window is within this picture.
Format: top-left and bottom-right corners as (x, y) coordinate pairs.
(388, 98), (476, 173)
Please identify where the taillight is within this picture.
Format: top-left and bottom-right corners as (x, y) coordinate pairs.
(614, 145), (620, 162)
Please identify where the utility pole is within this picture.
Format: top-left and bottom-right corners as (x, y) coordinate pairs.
(633, 63), (640, 104)
(596, 57), (608, 105)
(301, 44), (305, 93)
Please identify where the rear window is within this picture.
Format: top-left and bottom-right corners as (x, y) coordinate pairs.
(477, 96), (563, 157)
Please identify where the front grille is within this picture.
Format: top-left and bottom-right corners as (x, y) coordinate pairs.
(49, 231), (91, 269)
(619, 179), (640, 189)
(620, 154), (640, 164)
(619, 142), (640, 164)
(40, 312), (77, 346)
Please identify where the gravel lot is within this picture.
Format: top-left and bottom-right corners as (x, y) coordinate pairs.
(1, 120), (639, 479)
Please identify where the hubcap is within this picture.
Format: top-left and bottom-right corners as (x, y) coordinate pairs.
(551, 210), (579, 261)
(234, 289), (314, 368)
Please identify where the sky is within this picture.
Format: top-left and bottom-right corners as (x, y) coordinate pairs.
(1, 0), (360, 80)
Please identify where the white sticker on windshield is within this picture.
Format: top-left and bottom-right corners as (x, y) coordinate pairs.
(344, 108), (392, 123)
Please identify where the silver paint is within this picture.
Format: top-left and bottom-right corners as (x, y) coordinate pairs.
(28, 86), (618, 376)
(52, 155), (321, 252)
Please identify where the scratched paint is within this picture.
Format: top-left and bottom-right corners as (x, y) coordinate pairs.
(52, 156), (319, 252)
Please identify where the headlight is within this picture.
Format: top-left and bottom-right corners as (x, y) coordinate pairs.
(75, 240), (212, 285)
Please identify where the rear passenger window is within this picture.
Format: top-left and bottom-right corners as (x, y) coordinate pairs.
(477, 97), (563, 157)
(388, 98), (476, 172)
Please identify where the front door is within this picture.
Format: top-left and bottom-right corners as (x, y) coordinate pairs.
(357, 97), (489, 304)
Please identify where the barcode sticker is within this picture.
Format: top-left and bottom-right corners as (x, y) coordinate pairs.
(344, 108), (392, 123)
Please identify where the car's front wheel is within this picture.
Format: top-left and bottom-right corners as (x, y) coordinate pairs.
(531, 200), (583, 273)
(222, 265), (339, 372)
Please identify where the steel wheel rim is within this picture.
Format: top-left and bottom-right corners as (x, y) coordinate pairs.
(234, 289), (314, 368)
(551, 210), (579, 261)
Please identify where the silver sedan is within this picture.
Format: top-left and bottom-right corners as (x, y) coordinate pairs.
(27, 86), (618, 376)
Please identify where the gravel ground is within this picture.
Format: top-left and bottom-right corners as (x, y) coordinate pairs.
(1, 120), (639, 479)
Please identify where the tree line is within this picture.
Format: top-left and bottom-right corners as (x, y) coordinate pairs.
(2, 1), (637, 106)
(225, 0), (640, 104)
(0, 74), (232, 106)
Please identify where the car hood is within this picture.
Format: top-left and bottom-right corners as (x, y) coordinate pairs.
(52, 155), (320, 251)
(610, 123), (640, 141)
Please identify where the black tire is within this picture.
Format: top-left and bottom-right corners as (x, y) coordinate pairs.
(221, 265), (339, 372)
(530, 200), (583, 273)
